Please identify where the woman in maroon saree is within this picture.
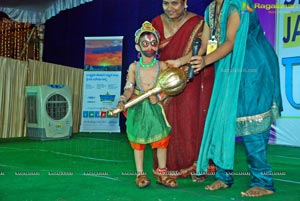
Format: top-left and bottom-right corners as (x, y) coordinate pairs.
(151, 0), (215, 180)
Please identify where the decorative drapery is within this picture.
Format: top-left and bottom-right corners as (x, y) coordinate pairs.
(0, 56), (83, 138)
(0, 17), (39, 61)
(0, 57), (27, 138)
(0, 0), (94, 61)
(0, 0), (94, 24)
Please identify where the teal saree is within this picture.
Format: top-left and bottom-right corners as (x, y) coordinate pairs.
(196, 0), (282, 174)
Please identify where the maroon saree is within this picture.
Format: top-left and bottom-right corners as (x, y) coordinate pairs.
(152, 15), (215, 173)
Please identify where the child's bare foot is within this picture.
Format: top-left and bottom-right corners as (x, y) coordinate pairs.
(205, 180), (228, 191)
(241, 186), (274, 197)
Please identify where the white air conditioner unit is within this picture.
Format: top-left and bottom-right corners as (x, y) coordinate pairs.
(25, 84), (73, 140)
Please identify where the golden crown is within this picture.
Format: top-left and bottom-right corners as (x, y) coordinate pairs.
(134, 21), (160, 44)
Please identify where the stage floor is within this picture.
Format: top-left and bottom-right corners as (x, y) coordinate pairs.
(0, 133), (299, 201)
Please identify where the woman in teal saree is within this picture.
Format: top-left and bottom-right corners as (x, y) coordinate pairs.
(190, 0), (283, 197)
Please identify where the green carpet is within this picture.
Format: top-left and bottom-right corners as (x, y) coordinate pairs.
(0, 133), (299, 201)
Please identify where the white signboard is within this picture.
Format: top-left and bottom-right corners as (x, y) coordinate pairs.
(80, 36), (123, 133)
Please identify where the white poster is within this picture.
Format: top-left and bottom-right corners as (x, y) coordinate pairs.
(80, 36), (123, 133)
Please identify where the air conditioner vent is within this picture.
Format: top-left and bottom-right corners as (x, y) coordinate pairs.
(26, 94), (38, 124)
(46, 94), (69, 120)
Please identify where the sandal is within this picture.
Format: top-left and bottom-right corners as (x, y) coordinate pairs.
(191, 174), (207, 182)
(154, 168), (178, 188)
(156, 175), (178, 188)
(135, 175), (151, 188)
(152, 169), (178, 179)
(180, 162), (197, 178)
(180, 162), (207, 182)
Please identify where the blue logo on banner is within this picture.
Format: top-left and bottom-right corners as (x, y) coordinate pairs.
(83, 111), (89, 118)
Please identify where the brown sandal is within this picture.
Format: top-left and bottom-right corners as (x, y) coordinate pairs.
(156, 175), (178, 188)
(180, 162), (197, 177)
(154, 168), (178, 188)
(152, 169), (178, 179)
(180, 162), (207, 182)
(191, 174), (207, 182)
(135, 175), (151, 188)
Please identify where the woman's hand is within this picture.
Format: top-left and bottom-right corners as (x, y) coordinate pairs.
(165, 59), (182, 68)
(190, 55), (206, 74)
